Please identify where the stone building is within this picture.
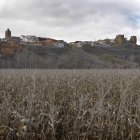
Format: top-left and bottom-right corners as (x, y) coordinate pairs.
(130, 36), (137, 44)
(5, 28), (11, 39)
(115, 35), (125, 44)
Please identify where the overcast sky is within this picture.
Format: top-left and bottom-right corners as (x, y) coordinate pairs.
(0, 0), (140, 43)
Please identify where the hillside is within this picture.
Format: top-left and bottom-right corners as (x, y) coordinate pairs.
(0, 43), (140, 69)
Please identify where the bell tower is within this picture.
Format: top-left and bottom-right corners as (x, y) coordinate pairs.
(5, 28), (11, 39)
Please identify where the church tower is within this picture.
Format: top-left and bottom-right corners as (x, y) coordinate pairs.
(5, 28), (11, 39)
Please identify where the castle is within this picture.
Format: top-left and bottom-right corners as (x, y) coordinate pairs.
(115, 34), (137, 45)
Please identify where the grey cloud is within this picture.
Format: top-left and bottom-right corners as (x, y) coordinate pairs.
(0, 0), (140, 42)
(1, 0), (140, 25)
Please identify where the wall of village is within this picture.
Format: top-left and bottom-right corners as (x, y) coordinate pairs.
(0, 41), (23, 56)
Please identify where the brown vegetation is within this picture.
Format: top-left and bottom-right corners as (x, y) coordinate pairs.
(0, 70), (139, 140)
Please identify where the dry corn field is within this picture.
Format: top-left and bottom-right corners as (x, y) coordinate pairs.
(0, 70), (140, 140)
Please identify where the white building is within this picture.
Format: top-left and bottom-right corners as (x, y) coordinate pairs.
(73, 41), (95, 47)
(54, 42), (64, 48)
(83, 41), (95, 46)
(20, 35), (38, 43)
(76, 42), (83, 48)
(54, 40), (67, 48)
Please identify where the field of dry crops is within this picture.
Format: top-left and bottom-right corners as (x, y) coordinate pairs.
(0, 70), (140, 140)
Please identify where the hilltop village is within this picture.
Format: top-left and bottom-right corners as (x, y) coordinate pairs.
(0, 28), (138, 57)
